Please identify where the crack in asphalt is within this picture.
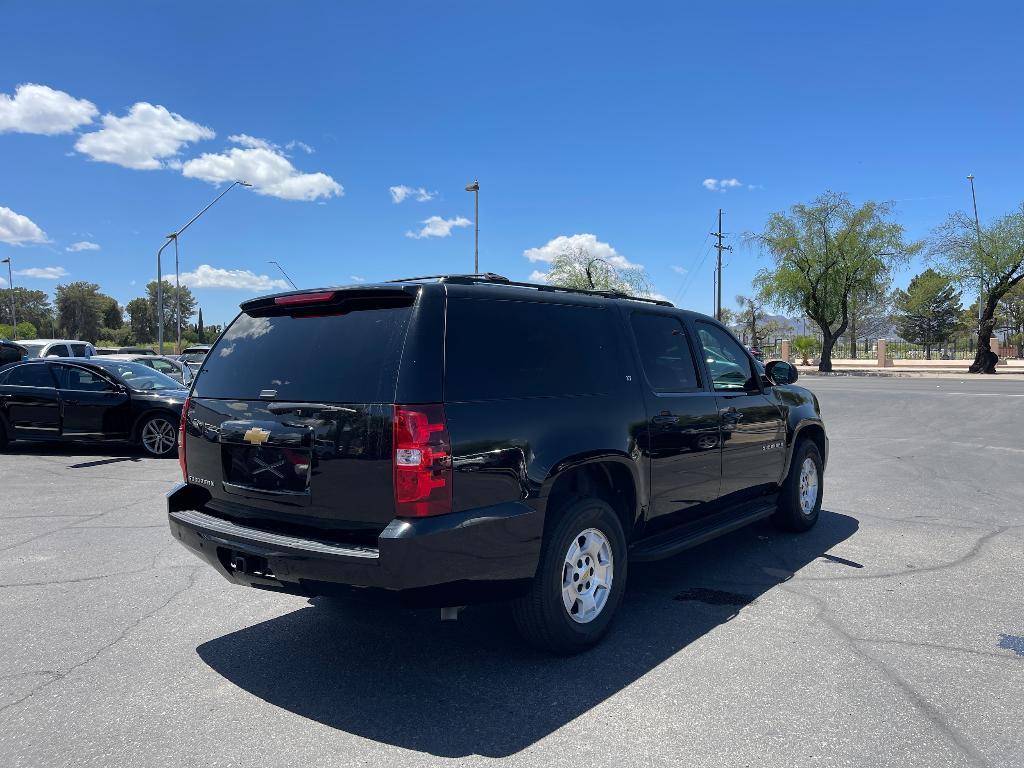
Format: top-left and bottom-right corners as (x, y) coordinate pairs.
(0, 565), (203, 715)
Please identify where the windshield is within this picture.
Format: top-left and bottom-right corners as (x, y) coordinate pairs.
(95, 361), (185, 392)
(21, 344), (45, 358)
(180, 353), (207, 363)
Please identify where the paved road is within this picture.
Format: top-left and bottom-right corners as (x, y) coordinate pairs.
(1, 376), (1022, 767)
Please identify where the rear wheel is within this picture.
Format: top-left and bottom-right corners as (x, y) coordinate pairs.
(139, 414), (178, 457)
(512, 497), (627, 654)
(773, 439), (823, 531)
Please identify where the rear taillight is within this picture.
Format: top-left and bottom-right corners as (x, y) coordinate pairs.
(179, 396), (190, 482)
(393, 403), (452, 517)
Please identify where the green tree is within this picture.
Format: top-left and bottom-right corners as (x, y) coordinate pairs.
(753, 192), (920, 371)
(99, 295), (123, 329)
(893, 269), (963, 359)
(846, 286), (893, 358)
(0, 287), (54, 334)
(145, 280), (197, 344)
(55, 282), (105, 342)
(997, 281), (1024, 359)
(126, 298), (153, 343)
(196, 307), (205, 343)
(929, 203), (1024, 373)
(543, 244), (654, 297)
(0, 321), (38, 340)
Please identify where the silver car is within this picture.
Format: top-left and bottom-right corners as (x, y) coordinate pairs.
(102, 354), (194, 386)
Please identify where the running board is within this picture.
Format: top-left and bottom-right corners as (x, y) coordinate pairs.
(628, 502), (777, 562)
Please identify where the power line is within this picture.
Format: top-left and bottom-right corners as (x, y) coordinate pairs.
(675, 213), (720, 303)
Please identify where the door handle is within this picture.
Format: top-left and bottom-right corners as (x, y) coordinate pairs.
(720, 406), (744, 421)
(64, 399), (80, 406)
(652, 415), (677, 426)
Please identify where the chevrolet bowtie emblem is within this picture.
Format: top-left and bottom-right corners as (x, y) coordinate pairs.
(243, 427), (271, 446)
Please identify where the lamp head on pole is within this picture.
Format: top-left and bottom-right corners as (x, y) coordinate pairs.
(465, 180), (479, 192)
(967, 174), (974, 182)
(1, 258), (9, 264)
(238, 180), (253, 187)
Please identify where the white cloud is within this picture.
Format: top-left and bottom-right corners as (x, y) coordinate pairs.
(75, 103), (214, 170)
(182, 136), (342, 201)
(0, 83), (97, 135)
(671, 265), (688, 274)
(390, 185), (435, 203)
(179, 264), (290, 291)
(66, 240), (100, 252)
(286, 140), (314, 154)
(15, 266), (68, 279)
(0, 206), (49, 245)
(405, 215), (471, 239)
(523, 233), (641, 269)
(702, 177), (744, 192)
(349, 275), (366, 283)
(528, 270), (549, 283)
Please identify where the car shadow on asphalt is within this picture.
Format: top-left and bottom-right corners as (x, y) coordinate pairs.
(197, 509), (857, 758)
(3, 441), (148, 464)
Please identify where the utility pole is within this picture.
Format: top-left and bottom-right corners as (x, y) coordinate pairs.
(465, 180), (479, 273)
(967, 175), (983, 324)
(711, 208), (732, 321)
(1, 257), (14, 339)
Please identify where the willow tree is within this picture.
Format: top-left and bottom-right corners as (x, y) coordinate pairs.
(753, 192), (920, 371)
(543, 244), (653, 297)
(929, 203), (1024, 373)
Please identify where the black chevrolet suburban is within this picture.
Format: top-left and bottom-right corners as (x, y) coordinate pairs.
(168, 274), (827, 653)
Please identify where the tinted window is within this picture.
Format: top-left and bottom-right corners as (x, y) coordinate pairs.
(56, 365), (114, 392)
(4, 364), (55, 388)
(630, 313), (701, 392)
(46, 344), (70, 357)
(21, 344), (44, 358)
(696, 322), (758, 392)
(150, 359), (178, 375)
(445, 299), (621, 401)
(0, 346), (23, 365)
(91, 361), (182, 392)
(69, 343), (88, 357)
(193, 305), (413, 402)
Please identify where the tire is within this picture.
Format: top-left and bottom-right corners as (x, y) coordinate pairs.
(0, 420), (8, 451)
(512, 497), (627, 654)
(773, 439), (823, 532)
(138, 413), (178, 457)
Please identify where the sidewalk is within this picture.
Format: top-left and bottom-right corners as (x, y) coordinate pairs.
(794, 362), (1024, 379)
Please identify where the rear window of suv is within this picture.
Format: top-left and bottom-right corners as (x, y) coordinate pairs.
(192, 303), (413, 402)
(445, 298), (622, 401)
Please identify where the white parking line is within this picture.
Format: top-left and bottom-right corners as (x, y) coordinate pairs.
(949, 441), (1024, 454)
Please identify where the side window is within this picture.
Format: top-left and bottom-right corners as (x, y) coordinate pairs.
(696, 322), (758, 392)
(151, 359), (175, 374)
(4, 364), (56, 388)
(56, 365), (115, 392)
(445, 299), (622, 400)
(69, 343), (88, 357)
(46, 344), (70, 357)
(629, 313), (701, 393)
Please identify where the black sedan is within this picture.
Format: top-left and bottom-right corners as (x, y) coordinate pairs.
(0, 358), (188, 457)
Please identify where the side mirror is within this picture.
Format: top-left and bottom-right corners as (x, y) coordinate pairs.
(765, 360), (798, 385)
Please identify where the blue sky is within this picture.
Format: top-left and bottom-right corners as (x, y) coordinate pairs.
(2, 1), (1022, 325)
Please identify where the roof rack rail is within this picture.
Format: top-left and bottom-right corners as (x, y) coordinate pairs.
(387, 273), (674, 307)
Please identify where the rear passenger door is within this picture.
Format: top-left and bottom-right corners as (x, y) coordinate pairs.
(628, 312), (722, 532)
(0, 363), (61, 438)
(694, 321), (786, 503)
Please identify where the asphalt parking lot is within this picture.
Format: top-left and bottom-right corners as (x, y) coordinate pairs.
(1, 375), (1022, 768)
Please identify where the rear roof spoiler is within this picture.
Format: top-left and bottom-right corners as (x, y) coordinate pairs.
(240, 286), (418, 314)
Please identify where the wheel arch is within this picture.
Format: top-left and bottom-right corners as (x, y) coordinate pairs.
(539, 452), (642, 542)
(782, 419), (827, 479)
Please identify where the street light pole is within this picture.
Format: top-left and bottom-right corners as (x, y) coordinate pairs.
(269, 260), (298, 290)
(465, 180), (479, 273)
(1, 257), (14, 340)
(967, 174), (983, 323)
(156, 180), (251, 354)
(174, 234), (181, 353)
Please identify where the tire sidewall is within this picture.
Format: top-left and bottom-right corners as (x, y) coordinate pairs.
(536, 499), (628, 650)
(783, 441), (823, 529)
(139, 414), (178, 457)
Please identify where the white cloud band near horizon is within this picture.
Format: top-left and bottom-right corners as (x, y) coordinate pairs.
(179, 264), (290, 291)
(66, 240), (100, 252)
(14, 266), (68, 279)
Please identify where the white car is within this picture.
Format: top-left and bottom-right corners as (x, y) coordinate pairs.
(18, 339), (96, 358)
